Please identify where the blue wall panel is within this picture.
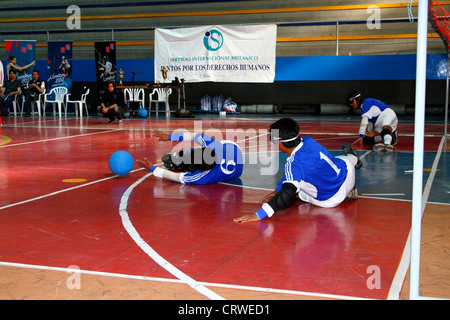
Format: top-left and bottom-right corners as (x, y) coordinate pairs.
(33, 53), (447, 83)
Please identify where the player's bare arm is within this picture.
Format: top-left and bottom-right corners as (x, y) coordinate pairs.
(154, 130), (169, 141)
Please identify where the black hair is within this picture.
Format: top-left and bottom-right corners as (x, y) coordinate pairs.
(169, 147), (217, 172)
(346, 90), (363, 107)
(269, 118), (301, 148)
(8, 56), (15, 61)
(105, 81), (116, 90)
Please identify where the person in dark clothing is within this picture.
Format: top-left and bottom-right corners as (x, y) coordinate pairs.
(0, 69), (21, 117)
(22, 70), (46, 116)
(98, 82), (125, 124)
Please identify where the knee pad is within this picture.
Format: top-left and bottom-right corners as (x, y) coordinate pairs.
(380, 128), (391, 139)
(362, 136), (375, 145)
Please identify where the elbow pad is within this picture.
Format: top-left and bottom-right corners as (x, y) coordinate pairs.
(267, 182), (297, 213)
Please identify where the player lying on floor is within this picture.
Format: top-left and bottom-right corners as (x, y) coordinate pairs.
(137, 130), (243, 184)
(234, 118), (362, 223)
(346, 90), (399, 152)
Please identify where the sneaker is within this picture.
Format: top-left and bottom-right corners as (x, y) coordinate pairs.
(118, 120), (123, 124)
(345, 187), (358, 201)
(391, 130), (398, 146)
(384, 144), (394, 152)
(107, 118), (115, 124)
(373, 143), (386, 151)
(373, 143), (394, 152)
(342, 143), (362, 169)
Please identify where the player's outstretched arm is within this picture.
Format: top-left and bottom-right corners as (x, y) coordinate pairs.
(234, 214), (260, 223)
(137, 158), (152, 170)
(154, 130), (169, 141)
(352, 137), (363, 146)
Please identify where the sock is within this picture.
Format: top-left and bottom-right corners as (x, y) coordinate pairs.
(383, 134), (392, 145)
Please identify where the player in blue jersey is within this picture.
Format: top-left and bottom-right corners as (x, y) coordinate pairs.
(234, 118), (362, 223)
(346, 90), (398, 151)
(137, 130), (243, 184)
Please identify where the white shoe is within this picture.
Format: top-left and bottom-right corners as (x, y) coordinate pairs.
(373, 143), (385, 151)
(373, 143), (394, 152)
(384, 144), (394, 152)
(345, 187), (358, 201)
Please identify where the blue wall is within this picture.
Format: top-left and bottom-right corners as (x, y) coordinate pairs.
(275, 54), (448, 81)
(33, 53), (448, 83)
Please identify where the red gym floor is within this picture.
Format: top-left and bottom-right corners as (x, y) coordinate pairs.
(0, 115), (448, 300)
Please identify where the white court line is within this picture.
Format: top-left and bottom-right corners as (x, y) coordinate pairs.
(0, 260), (371, 300)
(118, 172), (225, 300)
(0, 129), (120, 148)
(387, 135), (446, 300)
(361, 193), (406, 196)
(0, 168), (145, 211)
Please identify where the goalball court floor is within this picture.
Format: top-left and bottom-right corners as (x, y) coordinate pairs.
(0, 113), (448, 300)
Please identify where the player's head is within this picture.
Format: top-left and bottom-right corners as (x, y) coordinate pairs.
(106, 81), (116, 92)
(269, 118), (301, 149)
(32, 69), (39, 80)
(346, 90), (362, 108)
(8, 69), (16, 80)
(167, 147), (217, 172)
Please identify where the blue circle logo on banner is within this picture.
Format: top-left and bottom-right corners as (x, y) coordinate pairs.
(203, 30), (223, 51)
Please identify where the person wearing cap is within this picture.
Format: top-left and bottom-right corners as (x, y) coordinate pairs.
(234, 118), (361, 223)
(137, 130), (243, 185)
(346, 90), (398, 151)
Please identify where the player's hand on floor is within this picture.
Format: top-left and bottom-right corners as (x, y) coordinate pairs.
(234, 214), (260, 223)
(137, 158), (152, 170)
(352, 137), (363, 147)
(154, 130), (169, 141)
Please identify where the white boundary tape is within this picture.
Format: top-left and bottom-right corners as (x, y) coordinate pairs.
(117, 172), (225, 300)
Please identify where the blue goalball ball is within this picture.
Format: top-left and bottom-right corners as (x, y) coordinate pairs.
(109, 150), (134, 176)
(137, 108), (148, 117)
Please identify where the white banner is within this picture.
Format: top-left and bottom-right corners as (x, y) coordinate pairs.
(154, 24), (277, 83)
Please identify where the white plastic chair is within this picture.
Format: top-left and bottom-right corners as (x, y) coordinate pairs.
(124, 88), (144, 110)
(20, 88), (46, 117)
(34, 89), (46, 117)
(10, 93), (19, 116)
(149, 87), (172, 116)
(66, 88), (90, 118)
(44, 87), (68, 117)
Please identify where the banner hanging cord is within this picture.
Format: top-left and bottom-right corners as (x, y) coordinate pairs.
(408, 0), (415, 22)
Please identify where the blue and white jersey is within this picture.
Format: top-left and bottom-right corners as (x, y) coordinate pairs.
(361, 98), (391, 124)
(276, 137), (348, 201)
(169, 132), (243, 185)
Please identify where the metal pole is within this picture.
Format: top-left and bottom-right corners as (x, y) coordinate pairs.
(445, 52), (449, 136)
(410, 0), (429, 300)
(336, 21), (339, 56)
